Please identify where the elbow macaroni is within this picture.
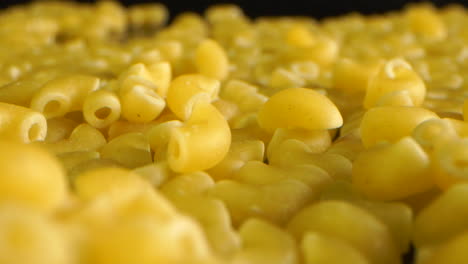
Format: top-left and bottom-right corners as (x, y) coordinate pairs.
(1, 2), (468, 263)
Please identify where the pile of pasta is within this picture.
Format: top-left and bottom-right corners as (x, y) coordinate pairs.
(1, 1), (468, 263)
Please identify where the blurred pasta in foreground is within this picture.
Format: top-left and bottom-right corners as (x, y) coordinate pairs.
(1, 1), (468, 264)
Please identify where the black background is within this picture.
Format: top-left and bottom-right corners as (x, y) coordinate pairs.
(0, 0), (466, 19)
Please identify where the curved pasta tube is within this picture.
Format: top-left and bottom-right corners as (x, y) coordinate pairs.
(83, 90), (121, 128)
(30, 74), (100, 118)
(257, 88), (343, 133)
(364, 58), (426, 108)
(352, 137), (432, 200)
(195, 39), (229, 80)
(360, 106), (438, 148)
(0, 141), (68, 212)
(333, 58), (382, 94)
(167, 74), (220, 120)
(120, 84), (166, 123)
(146, 120), (183, 161)
(0, 102), (47, 143)
(412, 118), (457, 151)
(413, 184), (468, 247)
(287, 201), (400, 264)
(168, 102), (231, 173)
(321, 181), (413, 253)
(432, 138), (468, 189)
(232, 218), (297, 264)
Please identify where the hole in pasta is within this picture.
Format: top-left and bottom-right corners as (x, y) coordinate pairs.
(43, 100), (61, 115)
(28, 123), (41, 142)
(94, 107), (111, 120)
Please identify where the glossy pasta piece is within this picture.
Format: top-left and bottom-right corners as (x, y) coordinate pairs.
(364, 59), (426, 109)
(320, 180), (413, 253)
(0, 102), (47, 143)
(333, 58), (382, 94)
(413, 184), (468, 247)
(432, 138), (468, 189)
(30, 74), (100, 118)
(257, 88), (343, 133)
(83, 90), (121, 128)
(146, 120), (183, 161)
(120, 84), (166, 123)
(231, 218), (298, 264)
(352, 137), (432, 200)
(411, 118), (457, 151)
(0, 141), (68, 212)
(167, 102), (231, 173)
(166, 74), (220, 120)
(195, 39), (229, 80)
(360, 106), (438, 148)
(287, 201), (400, 264)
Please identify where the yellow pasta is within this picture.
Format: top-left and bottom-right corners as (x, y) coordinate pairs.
(352, 136), (432, 200)
(0, 141), (68, 212)
(257, 88), (343, 133)
(74, 167), (150, 201)
(287, 201), (400, 264)
(100, 132), (152, 169)
(30, 75), (100, 118)
(301, 232), (369, 264)
(83, 90), (121, 129)
(0, 204), (70, 264)
(0, 102), (47, 143)
(2, 2), (468, 263)
(42, 123), (106, 154)
(364, 58), (426, 108)
(360, 106), (438, 148)
(232, 218), (298, 264)
(167, 102), (231, 173)
(195, 39), (229, 80)
(413, 184), (468, 247)
(166, 74), (220, 120)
